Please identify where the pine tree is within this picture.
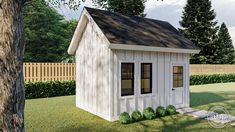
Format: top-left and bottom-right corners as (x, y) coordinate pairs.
(179, 0), (218, 64)
(213, 23), (235, 64)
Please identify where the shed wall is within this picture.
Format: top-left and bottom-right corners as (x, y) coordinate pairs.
(110, 50), (190, 120)
(75, 19), (111, 120)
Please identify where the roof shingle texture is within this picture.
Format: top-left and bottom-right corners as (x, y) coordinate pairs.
(85, 7), (199, 50)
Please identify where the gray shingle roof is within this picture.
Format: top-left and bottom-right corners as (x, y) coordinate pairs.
(85, 7), (199, 50)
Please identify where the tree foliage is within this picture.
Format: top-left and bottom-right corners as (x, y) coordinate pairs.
(93, 0), (146, 16)
(213, 23), (235, 64)
(23, 0), (77, 62)
(179, 0), (218, 64)
(60, 20), (77, 62)
(46, 0), (84, 10)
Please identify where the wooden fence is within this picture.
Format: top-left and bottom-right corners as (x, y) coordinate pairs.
(23, 63), (76, 82)
(190, 64), (235, 75)
(23, 63), (235, 82)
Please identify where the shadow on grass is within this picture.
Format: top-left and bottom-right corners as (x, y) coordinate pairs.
(58, 114), (234, 132)
(136, 114), (233, 132)
(161, 116), (204, 132)
(133, 114), (208, 132)
(190, 92), (226, 107)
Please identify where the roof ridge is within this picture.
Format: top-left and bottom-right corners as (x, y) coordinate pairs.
(84, 6), (169, 24)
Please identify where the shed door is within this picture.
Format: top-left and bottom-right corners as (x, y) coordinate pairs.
(170, 64), (186, 108)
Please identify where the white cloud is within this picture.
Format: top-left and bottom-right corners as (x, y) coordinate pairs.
(145, 0), (186, 10)
(146, 5), (182, 27)
(212, 0), (235, 27)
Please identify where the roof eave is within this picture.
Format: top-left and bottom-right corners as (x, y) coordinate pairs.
(109, 43), (200, 54)
(67, 8), (89, 55)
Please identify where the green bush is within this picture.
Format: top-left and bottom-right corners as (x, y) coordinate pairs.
(25, 81), (75, 99)
(166, 105), (176, 115)
(190, 74), (235, 85)
(143, 107), (155, 120)
(155, 106), (166, 117)
(119, 112), (131, 124)
(131, 110), (143, 122)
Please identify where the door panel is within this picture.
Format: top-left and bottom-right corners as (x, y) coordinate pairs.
(174, 88), (184, 106)
(171, 64), (186, 108)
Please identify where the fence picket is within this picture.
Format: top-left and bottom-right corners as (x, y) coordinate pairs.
(190, 64), (235, 75)
(22, 63), (235, 82)
(23, 63), (76, 82)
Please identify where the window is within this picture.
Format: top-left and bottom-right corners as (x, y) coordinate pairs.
(141, 63), (152, 94)
(121, 63), (134, 96)
(173, 66), (184, 88)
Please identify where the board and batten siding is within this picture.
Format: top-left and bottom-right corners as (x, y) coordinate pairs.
(74, 9), (192, 121)
(75, 17), (111, 120)
(110, 50), (190, 120)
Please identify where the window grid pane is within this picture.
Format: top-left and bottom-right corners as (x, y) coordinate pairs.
(121, 63), (134, 96)
(141, 63), (152, 94)
(173, 66), (183, 88)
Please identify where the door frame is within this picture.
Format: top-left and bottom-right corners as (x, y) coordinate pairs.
(170, 61), (187, 108)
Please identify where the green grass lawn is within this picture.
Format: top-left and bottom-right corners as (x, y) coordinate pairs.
(190, 83), (235, 116)
(25, 83), (235, 132)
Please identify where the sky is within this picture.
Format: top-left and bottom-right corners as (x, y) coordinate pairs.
(57, 0), (235, 47)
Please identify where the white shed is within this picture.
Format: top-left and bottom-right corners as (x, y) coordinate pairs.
(68, 7), (200, 121)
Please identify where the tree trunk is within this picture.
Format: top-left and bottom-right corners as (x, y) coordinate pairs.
(0, 0), (25, 131)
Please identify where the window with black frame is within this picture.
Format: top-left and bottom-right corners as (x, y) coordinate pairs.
(141, 63), (152, 94)
(173, 66), (184, 88)
(121, 63), (134, 96)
